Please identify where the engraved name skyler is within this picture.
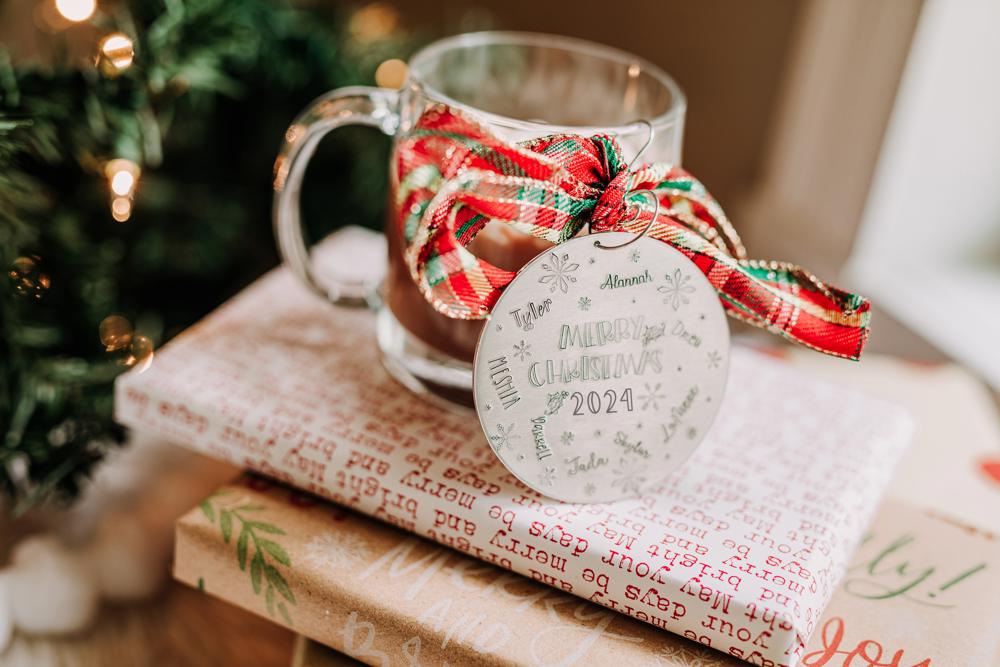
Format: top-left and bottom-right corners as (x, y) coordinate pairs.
(473, 233), (730, 503)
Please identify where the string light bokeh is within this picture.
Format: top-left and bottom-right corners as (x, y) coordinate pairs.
(104, 158), (140, 222)
(7, 256), (51, 300)
(16, 1), (154, 371)
(96, 32), (135, 76)
(54, 0), (95, 22)
(12, 0), (410, 377)
(99, 314), (154, 372)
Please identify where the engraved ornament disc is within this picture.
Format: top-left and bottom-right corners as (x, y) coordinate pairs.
(473, 232), (730, 503)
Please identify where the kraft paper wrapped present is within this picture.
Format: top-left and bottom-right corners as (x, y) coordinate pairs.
(178, 476), (1000, 667)
(116, 231), (913, 665)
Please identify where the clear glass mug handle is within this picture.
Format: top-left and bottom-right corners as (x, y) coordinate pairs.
(273, 86), (399, 307)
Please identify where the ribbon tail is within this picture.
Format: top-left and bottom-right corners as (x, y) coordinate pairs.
(648, 222), (871, 360)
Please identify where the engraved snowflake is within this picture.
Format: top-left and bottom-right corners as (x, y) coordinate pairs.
(612, 458), (647, 495)
(577, 296), (592, 311)
(512, 340), (531, 361)
(658, 269), (696, 310)
(584, 482), (596, 497)
(687, 426), (698, 440)
(638, 382), (665, 411)
(560, 431), (574, 446)
(538, 252), (579, 293)
(483, 402), (493, 411)
(587, 256), (596, 265)
(707, 350), (722, 369)
(302, 532), (371, 570)
(628, 248), (641, 263)
(489, 423), (519, 452)
(538, 466), (557, 487)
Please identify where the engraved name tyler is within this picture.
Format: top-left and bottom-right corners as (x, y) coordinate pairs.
(509, 299), (553, 332)
(600, 269), (652, 289)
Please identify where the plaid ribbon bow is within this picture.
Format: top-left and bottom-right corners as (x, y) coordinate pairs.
(395, 105), (870, 360)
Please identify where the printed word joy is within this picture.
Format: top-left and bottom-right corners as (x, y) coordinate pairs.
(800, 616), (931, 667)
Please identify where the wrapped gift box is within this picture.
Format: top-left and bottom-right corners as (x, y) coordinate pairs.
(180, 476), (1000, 667)
(116, 232), (913, 665)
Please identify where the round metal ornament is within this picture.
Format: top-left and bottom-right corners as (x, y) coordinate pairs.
(473, 231), (730, 503)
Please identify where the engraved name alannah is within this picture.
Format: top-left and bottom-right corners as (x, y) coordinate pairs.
(600, 269), (652, 289)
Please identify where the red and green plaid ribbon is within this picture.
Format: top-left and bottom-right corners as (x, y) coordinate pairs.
(395, 105), (870, 360)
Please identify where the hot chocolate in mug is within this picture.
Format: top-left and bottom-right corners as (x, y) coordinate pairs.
(273, 31), (686, 404)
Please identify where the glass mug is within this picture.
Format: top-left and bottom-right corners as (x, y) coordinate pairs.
(274, 32), (686, 405)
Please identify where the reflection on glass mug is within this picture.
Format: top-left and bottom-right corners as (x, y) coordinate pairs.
(273, 32), (686, 405)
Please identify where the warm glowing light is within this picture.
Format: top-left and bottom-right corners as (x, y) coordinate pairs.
(8, 256), (50, 300)
(111, 197), (132, 222)
(97, 32), (134, 74)
(110, 170), (135, 196)
(349, 3), (399, 43)
(105, 158), (140, 219)
(375, 58), (407, 89)
(126, 335), (155, 372)
(99, 314), (133, 351)
(105, 158), (140, 180)
(54, 0), (96, 22)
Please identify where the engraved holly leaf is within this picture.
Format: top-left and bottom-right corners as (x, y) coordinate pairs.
(544, 390), (570, 416)
(658, 269), (696, 310)
(538, 253), (579, 293)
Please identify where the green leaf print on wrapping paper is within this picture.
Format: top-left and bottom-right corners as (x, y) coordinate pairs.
(201, 490), (296, 625)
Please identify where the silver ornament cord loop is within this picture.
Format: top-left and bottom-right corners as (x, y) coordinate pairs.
(593, 189), (660, 250)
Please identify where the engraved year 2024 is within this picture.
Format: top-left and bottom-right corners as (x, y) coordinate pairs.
(569, 388), (635, 415)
